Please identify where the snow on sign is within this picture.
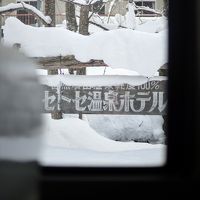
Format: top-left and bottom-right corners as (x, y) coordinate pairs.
(41, 80), (167, 115)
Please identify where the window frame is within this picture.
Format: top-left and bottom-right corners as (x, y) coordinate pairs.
(39, 0), (200, 198)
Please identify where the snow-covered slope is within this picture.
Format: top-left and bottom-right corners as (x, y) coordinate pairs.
(42, 114), (163, 151)
(40, 114), (166, 166)
(86, 115), (165, 143)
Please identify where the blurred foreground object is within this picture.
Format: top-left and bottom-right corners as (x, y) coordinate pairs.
(0, 45), (42, 200)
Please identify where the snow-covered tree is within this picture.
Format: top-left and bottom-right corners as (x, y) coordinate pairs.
(125, 2), (136, 29)
(65, 2), (78, 32)
(61, 0), (106, 35)
(60, 0), (107, 75)
(45, 0), (55, 26)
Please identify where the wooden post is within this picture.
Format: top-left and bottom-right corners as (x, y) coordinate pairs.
(13, 43), (21, 50)
(79, 112), (83, 120)
(65, 2), (77, 32)
(0, 0), (2, 42)
(158, 63), (168, 76)
(48, 65), (63, 120)
(158, 63), (168, 139)
(45, 0), (62, 119)
(47, 69), (58, 75)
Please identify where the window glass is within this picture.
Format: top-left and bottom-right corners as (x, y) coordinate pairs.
(0, 0), (168, 167)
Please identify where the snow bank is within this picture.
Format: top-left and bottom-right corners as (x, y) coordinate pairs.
(42, 114), (164, 152)
(40, 145), (166, 167)
(3, 17), (167, 77)
(39, 74), (148, 86)
(39, 74), (167, 87)
(87, 67), (139, 75)
(40, 114), (166, 166)
(136, 17), (168, 33)
(86, 115), (165, 143)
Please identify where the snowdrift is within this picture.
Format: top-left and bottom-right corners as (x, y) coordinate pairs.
(86, 115), (165, 143)
(42, 114), (163, 152)
(40, 114), (166, 166)
(3, 17), (167, 77)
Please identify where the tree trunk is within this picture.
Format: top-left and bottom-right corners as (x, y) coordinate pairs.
(48, 68), (63, 119)
(65, 2), (78, 32)
(45, 1), (58, 76)
(51, 111), (63, 120)
(47, 69), (58, 75)
(79, 5), (89, 35)
(76, 68), (86, 75)
(77, 5), (89, 75)
(65, 2), (77, 75)
(45, 0), (55, 27)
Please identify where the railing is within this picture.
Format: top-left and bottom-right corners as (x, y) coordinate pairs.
(1, 13), (159, 27)
(1, 13), (66, 26)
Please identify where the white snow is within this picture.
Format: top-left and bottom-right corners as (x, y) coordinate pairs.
(86, 115), (165, 143)
(136, 17), (168, 33)
(39, 114), (166, 166)
(39, 74), (148, 86)
(0, 2), (52, 24)
(3, 17), (167, 77)
(40, 146), (166, 167)
(61, 0), (106, 5)
(125, 3), (137, 29)
(89, 15), (167, 33)
(39, 74), (167, 87)
(0, 3), (22, 12)
(87, 66), (139, 75)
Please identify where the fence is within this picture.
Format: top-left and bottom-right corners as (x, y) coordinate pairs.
(1, 13), (66, 26)
(1, 12), (159, 27)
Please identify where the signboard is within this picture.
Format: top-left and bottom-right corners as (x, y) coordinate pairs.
(41, 80), (167, 115)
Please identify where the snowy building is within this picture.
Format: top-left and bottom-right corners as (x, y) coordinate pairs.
(0, 0), (66, 25)
(1, 0), (165, 25)
(104, 0), (165, 16)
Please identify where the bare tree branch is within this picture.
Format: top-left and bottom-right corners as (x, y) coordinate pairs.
(76, 14), (109, 30)
(134, 2), (162, 16)
(88, 20), (109, 30)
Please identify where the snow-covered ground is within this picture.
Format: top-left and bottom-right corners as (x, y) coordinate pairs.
(39, 114), (166, 167)
(38, 69), (166, 166)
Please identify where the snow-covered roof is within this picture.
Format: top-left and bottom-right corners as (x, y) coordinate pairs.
(0, 2), (52, 24)
(3, 17), (167, 77)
